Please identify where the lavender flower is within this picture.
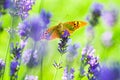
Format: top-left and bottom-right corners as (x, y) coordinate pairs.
(10, 42), (24, 79)
(18, 9), (51, 41)
(87, 3), (103, 26)
(0, 59), (5, 70)
(58, 30), (70, 54)
(10, 43), (22, 59)
(20, 40), (27, 49)
(67, 43), (80, 62)
(97, 63), (120, 80)
(62, 67), (75, 80)
(101, 31), (113, 47)
(102, 9), (118, 27)
(22, 49), (33, 64)
(68, 43), (80, 55)
(22, 49), (38, 68)
(22, 40), (48, 68)
(3, 0), (11, 9)
(5, 0), (35, 19)
(26, 50), (38, 68)
(25, 75), (38, 80)
(91, 3), (103, 17)
(15, 0), (35, 19)
(10, 60), (19, 79)
(0, 59), (5, 76)
(80, 45), (100, 80)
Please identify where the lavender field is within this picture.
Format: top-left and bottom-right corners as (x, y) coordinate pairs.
(0, 0), (120, 80)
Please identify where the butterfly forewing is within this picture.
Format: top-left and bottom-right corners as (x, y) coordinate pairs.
(47, 21), (87, 39)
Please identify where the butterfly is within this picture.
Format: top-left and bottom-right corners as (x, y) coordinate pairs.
(45, 21), (87, 39)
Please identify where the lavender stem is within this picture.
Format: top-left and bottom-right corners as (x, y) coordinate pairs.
(53, 55), (62, 80)
(2, 15), (14, 80)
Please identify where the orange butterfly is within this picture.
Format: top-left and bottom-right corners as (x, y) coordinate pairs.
(46, 21), (87, 39)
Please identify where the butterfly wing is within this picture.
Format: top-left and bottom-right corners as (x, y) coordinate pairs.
(47, 21), (87, 40)
(46, 26), (61, 39)
(63, 21), (87, 34)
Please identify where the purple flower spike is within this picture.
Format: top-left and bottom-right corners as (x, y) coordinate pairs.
(10, 42), (24, 79)
(0, 59), (5, 70)
(80, 45), (100, 80)
(58, 30), (70, 54)
(62, 30), (70, 38)
(22, 49), (33, 64)
(102, 9), (118, 27)
(68, 43), (80, 55)
(5, 0), (36, 19)
(18, 9), (51, 41)
(40, 9), (52, 24)
(10, 43), (22, 60)
(0, 59), (5, 76)
(92, 3), (103, 17)
(62, 67), (75, 80)
(97, 64), (120, 80)
(81, 45), (95, 59)
(101, 31), (113, 47)
(87, 3), (103, 26)
(10, 60), (19, 77)
(67, 43), (80, 62)
(70, 68), (75, 79)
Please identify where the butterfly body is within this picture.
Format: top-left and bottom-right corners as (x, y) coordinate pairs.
(46, 21), (87, 39)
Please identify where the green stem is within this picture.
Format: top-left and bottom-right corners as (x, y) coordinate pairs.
(2, 35), (11, 80)
(2, 15), (14, 80)
(53, 55), (62, 80)
(53, 69), (58, 80)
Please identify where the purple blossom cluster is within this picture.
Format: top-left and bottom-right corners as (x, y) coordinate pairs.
(18, 9), (51, 41)
(10, 60), (19, 79)
(102, 8), (118, 27)
(80, 45), (100, 80)
(4, 0), (35, 19)
(21, 40), (48, 69)
(87, 3), (103, 26)
(101, 31), (113, 47)
(86, 3), (103, 42)
(97, 63), (120, 80)
(22, 49), (38, 68)
(67, 43), (80, 62)
(58, 30), (70, 54)
(10, 42), (23, 79)
(0, 59), (5, 76)
(62, 67), (75, 80)
(100, 7), (119, 47)
(10, 43), (23, 59)
(15, 0), (35, 19)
